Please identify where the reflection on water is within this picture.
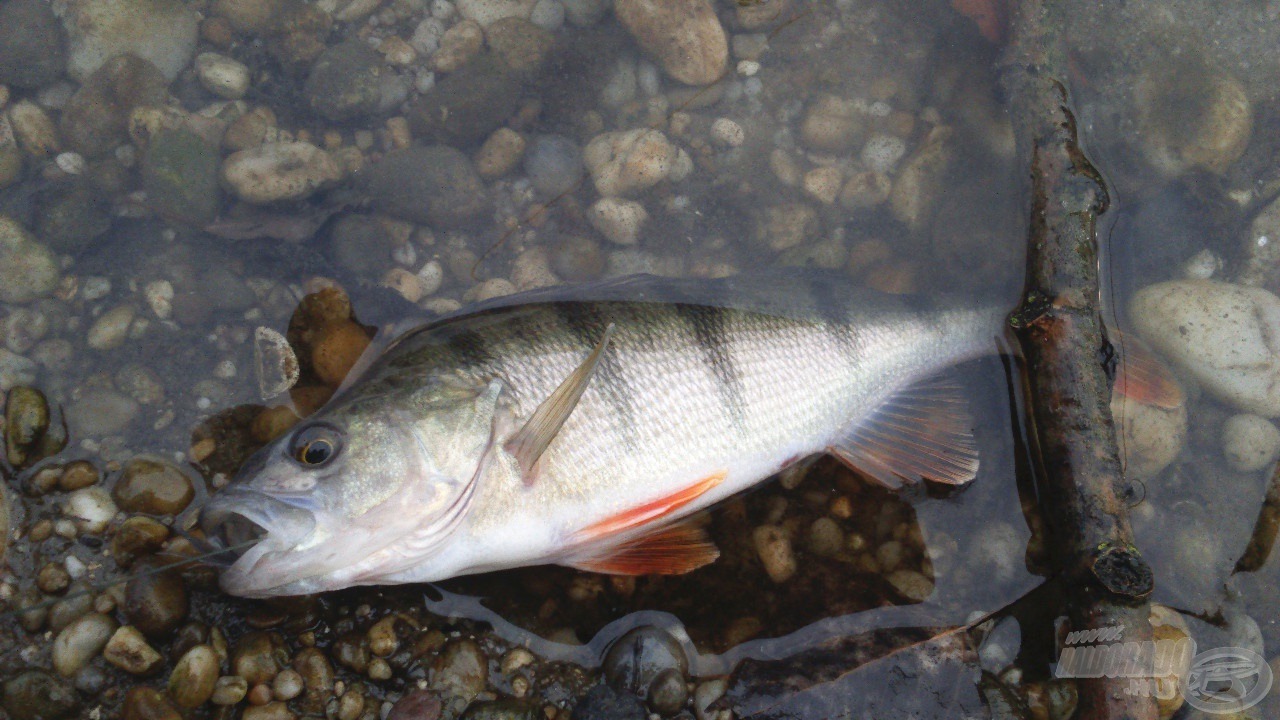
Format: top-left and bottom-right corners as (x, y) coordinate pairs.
(1, 0), (1279, 717)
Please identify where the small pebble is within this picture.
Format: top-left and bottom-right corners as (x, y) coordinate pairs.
(588, 197), (648, 245)
(710, 118), (744, 147)
(103, 625), (164, 675)
(1221, 414), (1280, 472)
(196, 52), (250, 99)
(272, 669), (304, 701)
(752, 525), (796, 583)
(52, 612), (117, 676)
(211, 675), (249, 705)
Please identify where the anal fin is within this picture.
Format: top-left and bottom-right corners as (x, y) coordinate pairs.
(568, 522), (720, 576)
(828, 374), (979, 488)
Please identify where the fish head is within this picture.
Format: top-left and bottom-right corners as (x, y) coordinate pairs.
(200, 378), (503, 597)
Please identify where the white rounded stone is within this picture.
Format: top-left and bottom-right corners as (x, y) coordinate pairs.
(1129, 280), (1280, 417)
(195, 52), (251, 100)
(1221, 414), (1280, 473)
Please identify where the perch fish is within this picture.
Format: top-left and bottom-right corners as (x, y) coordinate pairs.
(200, 273), (1007, 597)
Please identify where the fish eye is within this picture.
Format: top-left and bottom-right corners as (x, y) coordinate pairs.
(288, 424), (342, 467)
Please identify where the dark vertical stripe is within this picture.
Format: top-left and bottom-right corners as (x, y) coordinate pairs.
(675, 304), (747, 430)
(805, 275), (861, 362)
(444, 327), (497, 371)
(553, 302), (641, 450)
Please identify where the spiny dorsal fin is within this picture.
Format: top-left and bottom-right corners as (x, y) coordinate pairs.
(827, 374), (979, 488)
(504, 323), (616, 485)
(567, 521), (720, 576)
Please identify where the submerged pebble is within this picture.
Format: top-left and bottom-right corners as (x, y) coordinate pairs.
(0, 216), (60, 304)
(615, 0), (727, 86)
(1221, 414), (1280, 473)
(1130, 280), (1280, 417)
(103, 625), (165, 675)
(52, 612), (117, 676)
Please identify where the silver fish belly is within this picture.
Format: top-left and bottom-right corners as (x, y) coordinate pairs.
(201, 274), (1006, 596)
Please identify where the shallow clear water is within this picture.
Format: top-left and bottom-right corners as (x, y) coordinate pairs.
(2, 0), (1280, 718)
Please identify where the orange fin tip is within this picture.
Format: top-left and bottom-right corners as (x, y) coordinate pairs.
(828, 373), (979, 488)
(568, 522), (720, 576)
(575, 471), (726, 541)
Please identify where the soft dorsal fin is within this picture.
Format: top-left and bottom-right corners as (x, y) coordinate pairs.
(505, 323), (616, 485)
(567, 521), (720, 576)
(827, 374), (979, 488)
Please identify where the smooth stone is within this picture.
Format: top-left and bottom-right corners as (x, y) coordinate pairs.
(327, 215), (398, 279)
(388, 689), (442, 720)
(0, 216), (59, 304)
(800, 94), (866, 153)
(0, 0), (67, 88)
(0, 349), (38, 392)
(1221, 414), (1280, 473)
(61, 0), (199, 81)
(123, 563), (188, 638)
(52, 612), (118, 676)
(430, 640), (487, 703)
(615, 0), (727, 86)
(588, 197), (647, 245)
(305, 40), (384, 122)
(571, 685), (646, 720)
(169, 645), (219, 708)
(87, 305), (136, 351)
(583, 129), (678, 197)
(234, 631), (284, 686)
(120, 687), (181, 720)
(5, 385), (49, 468)
(483, 17), (553, 75)
(889, 126), (953, 232)
(195, 52), (250, 99)
(364, 145), (488, 228)
(66, 388), (139, 437)
(456, 0), (536, 25)
(1, 670), (80, 720)
(113, 457), (195, 515)
(143, 126), (222, 226)
(103, 625), (164, 675)
(210, 675), (248, 705)
(476, 127), (527, 179)
(603, 626), (688, 700)
(64, 486), (118, 534)
(35, 182), (113, 252)
(524, 134), (584, 197)
(1130, 280), (1280, 417)
(60, 54), (168, 157)
(212, 0), (287, 33)
(222, 142), (344, 204)
(408, 53), (521, 144)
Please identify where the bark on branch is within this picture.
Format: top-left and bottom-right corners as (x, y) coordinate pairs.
(1000, 2), (1157, 718)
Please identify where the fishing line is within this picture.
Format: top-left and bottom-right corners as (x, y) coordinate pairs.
(0, 538), (259, 621)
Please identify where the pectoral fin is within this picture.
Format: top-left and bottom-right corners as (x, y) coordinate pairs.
(568, 522), (720, 575)
(828, 374), (979, 488)
(505, 323), (616, 485)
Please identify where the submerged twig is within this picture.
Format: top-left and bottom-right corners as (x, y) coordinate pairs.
(1000, 1), (1157, 719)
(1234, 462), (1280, 573)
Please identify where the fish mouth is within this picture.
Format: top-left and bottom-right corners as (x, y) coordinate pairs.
(197, 489), (320, 594)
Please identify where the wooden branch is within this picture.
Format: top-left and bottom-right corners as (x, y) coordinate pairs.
(1000, 1), (1157, 718)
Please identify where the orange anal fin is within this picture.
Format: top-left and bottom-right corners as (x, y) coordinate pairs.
(1113, 333), (1184, 409)
(568, 522), (720, 576)
(828, 373), (979, 488)
(575, 471), (726, 541)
